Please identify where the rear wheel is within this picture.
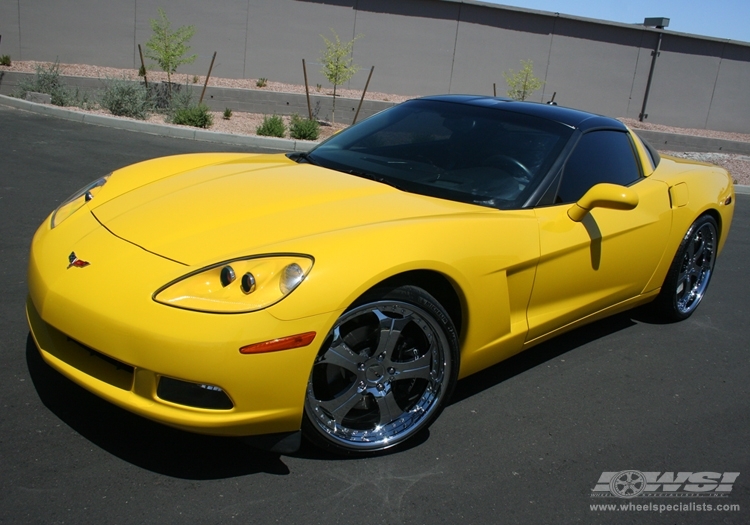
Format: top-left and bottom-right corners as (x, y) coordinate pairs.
(653, 215), (718, 321)
(302, 285), (459, 455)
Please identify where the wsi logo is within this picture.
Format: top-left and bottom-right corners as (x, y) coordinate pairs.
(592, 471), (740, 498)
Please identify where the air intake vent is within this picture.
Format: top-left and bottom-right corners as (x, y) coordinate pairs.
(157, 377), (233, 410)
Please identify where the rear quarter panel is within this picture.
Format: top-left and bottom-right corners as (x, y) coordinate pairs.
(644, 156), (735, 292)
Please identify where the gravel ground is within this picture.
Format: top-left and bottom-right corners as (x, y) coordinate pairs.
(620, 118), (750, 185)
(3, 60), (749, 185)
(0, 60), (413, 103)
(659, 152), (750, 185)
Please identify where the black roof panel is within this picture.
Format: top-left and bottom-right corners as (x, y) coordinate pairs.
(419, 95), (627, 132)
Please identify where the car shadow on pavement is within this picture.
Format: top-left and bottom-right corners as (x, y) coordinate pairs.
(25, 334), (291, 479)
(25, 308), (643, 468)
(450, 309), (639, 404)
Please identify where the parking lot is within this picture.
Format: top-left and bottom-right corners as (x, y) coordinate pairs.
(1, 104), (748, 524)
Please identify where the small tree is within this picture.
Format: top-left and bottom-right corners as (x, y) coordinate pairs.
(503, 59), (543, 101)
(320, 29), (361, 123)
(144, 8), (196, 96)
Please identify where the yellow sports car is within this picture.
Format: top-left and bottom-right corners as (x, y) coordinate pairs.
(27, 96), (735, 455)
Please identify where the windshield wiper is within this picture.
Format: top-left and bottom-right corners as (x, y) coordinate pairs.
(288, 151), (318, 165)
(345, 168), (405, 191)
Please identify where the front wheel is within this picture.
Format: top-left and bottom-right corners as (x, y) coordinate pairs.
(302, 285), (459, 455)
(653, 215), (718, 321)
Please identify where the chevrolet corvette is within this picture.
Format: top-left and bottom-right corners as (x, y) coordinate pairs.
(27, 96), (735, 455)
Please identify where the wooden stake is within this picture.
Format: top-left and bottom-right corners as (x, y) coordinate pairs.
(302, 59), (313, 120)
(199, 51), (217, 104)
(138, 44), (148, 89)
(352, 66), (374, 125)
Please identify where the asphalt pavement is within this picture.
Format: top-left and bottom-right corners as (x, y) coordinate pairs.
(1, 104), (748, 524)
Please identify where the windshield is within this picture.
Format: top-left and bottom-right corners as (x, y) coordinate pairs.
(305, 99), (574, 209)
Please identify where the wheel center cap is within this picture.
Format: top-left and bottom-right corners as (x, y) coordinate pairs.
(365, 363), (386, 382)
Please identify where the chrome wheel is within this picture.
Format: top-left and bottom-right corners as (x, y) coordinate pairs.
(674, 219), (716, 315)
(303, 286), (457, 454)
(654, 215), (718, 321)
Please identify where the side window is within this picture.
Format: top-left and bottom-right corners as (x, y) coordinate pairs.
(635, 132), (661, 168)
(557, 130), (641, 203)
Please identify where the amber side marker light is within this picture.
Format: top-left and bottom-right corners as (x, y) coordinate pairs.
(239, 332), (316, 354)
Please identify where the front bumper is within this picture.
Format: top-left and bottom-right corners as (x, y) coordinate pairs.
(27, 211), (334, 437)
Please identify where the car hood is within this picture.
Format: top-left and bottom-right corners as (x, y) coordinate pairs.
(92, 154), (482, 265)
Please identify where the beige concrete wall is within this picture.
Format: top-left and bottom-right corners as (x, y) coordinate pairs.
(1, 0), (749, 132)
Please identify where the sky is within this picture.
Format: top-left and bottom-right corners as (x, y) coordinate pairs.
(482, 0), (750, 43)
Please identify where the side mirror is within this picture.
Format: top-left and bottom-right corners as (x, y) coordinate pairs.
(567, 183), (639, 222)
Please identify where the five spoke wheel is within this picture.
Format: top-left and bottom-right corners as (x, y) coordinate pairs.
(655, 215), (718, 321)
(303, 286), (458, 454)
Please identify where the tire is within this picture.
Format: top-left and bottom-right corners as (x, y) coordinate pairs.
(653, 215), (718, 322)
(302, 285), (459, 455)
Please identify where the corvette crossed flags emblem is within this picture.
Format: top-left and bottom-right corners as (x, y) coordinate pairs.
(67, 252), (90, 269)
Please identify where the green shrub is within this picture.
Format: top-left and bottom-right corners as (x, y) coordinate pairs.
(171, 103), (213, 128)
(223, 107), (232, 120)
(161, 83), (192, 113)
(256, 77), (268, 88)
(0, 55), (11, 67)
(256, 115), (286, 138)
(14, 61), (78, 106)
(71, 87), (95, 110)
(100, 78), (153, 119)
(289, 114), (320, 141)
(163, 84), (212, 127)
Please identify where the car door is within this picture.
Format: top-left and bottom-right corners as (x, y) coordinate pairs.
(525, 129), (672, 342)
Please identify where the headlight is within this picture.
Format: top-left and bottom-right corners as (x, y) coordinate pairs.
(50, 175), (110, 228)
(153, 255), (314, 313)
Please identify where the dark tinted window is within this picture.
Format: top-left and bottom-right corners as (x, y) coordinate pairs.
(557, 130), (641, 203)
(306, 99), (574, 210)
(637, 133), (661, 168)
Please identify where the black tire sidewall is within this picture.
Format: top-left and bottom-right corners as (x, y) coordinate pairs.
(654, 214), (718, 322)
(302, 285), (460, 456)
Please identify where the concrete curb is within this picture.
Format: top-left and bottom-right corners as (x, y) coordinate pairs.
(2, 93), (749, 195)
(0, 94), (316, 152)
(634, 129), (750, 156)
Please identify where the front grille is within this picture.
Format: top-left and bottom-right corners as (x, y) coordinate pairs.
(68, 338), (135, 373)
(63, 338), (135, 391)
(27, 298), (134, 391)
